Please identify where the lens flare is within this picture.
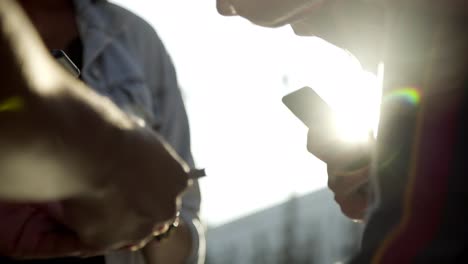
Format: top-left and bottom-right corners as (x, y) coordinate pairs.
(0, 96), (25, 112)
(384, 87), (422, 106)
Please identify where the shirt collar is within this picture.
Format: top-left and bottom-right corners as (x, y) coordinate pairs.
(72, 0), (126, 70)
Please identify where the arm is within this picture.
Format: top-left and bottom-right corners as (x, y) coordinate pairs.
(0, 0), (189, 257)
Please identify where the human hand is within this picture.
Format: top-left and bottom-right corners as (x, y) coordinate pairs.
(58, 124), (191, 250)
(307, 129), (373, 220)
(327, 164), (370, 220)
(0, 81), (188, 257)
(0, 0), (190, 256)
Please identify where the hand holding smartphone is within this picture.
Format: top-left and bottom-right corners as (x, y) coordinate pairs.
(282, 87), (339, 161)
(283, 87), (372, 220)
(282, 87), (371, 169)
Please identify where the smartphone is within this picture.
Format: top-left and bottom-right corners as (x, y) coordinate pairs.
(283, 87), (371, 171)
(51, 49), (80, 78)
(282, 86), (335, 129)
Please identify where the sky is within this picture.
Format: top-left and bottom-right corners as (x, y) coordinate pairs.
(112, 0), (380, 227)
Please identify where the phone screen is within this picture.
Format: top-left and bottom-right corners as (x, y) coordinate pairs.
(51, 49), (80, 78)
(282, 86), (335, 129)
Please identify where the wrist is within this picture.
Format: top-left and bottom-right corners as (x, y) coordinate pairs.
(143, 218), (192, 264)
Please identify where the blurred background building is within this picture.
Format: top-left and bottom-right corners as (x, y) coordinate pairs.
(205, 189), (364, 264)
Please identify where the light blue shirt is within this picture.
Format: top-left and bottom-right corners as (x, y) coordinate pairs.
(73, 1), (204, 263)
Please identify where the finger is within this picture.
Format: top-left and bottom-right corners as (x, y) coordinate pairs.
(306, 129), (338, 163)
(308, 130), (373, 167)
(327, 165), (369, 196)
(153, 223), (171, 237)
(334, 184), (368, 220)
(327, 165), (370, 220)
(126, 214), (181, 252)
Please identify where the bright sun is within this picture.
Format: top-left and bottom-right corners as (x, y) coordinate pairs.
(284, 36), (382, 144)
(331, 66), (382, 143)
